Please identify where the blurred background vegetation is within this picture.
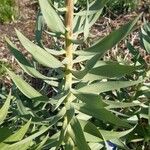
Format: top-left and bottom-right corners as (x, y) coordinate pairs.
(0, 0), (149, 23)
(0, 0), (16, 23)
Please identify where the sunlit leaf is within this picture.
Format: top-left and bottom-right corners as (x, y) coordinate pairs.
(7, 69), (49, 102)
(39, 0), (65, 34)
(77, 80), (142, 94)
(141, 27), (150, 54)
(104, 100), (142, 109)
(0, 92), (11, 125)
(73, 103), (130, 127)
(75, 15), (141, 56)
(73, 0), (110, 34)
(82, 64), (139, 82)
(6, 37), (58, 81)
(79, 120), (135, 142)
(35, 134), (49, 150)
(8, 107), (66, 149)
(35, 11), (44, 47)
(68, 117), (91, 150)
(16, 29), (63, 68)
(0, 120), (31, 150)
(72, 91), (106, 108)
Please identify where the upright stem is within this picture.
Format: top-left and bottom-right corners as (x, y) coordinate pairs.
(65, 0), (74, 90)
(63, 1), (74, 144)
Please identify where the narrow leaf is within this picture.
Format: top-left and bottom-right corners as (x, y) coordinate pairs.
(76, 15), (141, 56)
(6, 37), (58, 81)
(72, 91), (106, 108)
(80, 120), (135, 143)
(8, 107), (66, 148)
(82, 64), (139, 82)
(104, 100), (141, 109)
(5, 119), (31, 142)
(77, 80), (142, 94)
(141, 29), (150, 54)
(73, 103), (130, 128)
(68, 117), (91, 150)
(7, 70), (48, 102)
(35, 134), (49, 150)
(0, 120), (31, 150)
(16, 30), (63, 68)
(0, 92), (11, 125)
(39, 0), (65, 34)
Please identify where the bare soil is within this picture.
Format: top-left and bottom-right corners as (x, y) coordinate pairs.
(0, 0), (37, 61)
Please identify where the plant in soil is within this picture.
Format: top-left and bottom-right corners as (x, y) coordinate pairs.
(0, 0), (149, 149)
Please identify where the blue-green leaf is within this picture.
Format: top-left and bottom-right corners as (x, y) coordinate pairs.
(76, 15), (141, 56)
(6, 37), (58, 81)
(16, 30), (63, 68)
(39, 0), (65, 34)
(77, 80), (141, 94)
(68, 117), (91, 150)
(73, 103), (130, 128)
(8, 107), (66, 149)
(7, 69), (48, 102)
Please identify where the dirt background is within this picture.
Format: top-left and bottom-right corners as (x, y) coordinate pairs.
(0, 0), (36, 60)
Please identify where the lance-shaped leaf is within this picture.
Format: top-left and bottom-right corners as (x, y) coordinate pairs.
(35, 11), (44, 47)
(8, 107), (66, 149)
(35, 134), (49, 150)
(55, 106), (75, 149)
(0, 119), (31, 150)
(51, 92), (69, 112)
(72, 54), (100, 79)
(74, 59), (139, 80)
(99, 127), (135, 141)
(6, 38), (59, 87)
(45, 47), (65, 56)
(79, 120), (135, 142)
(82, 64), (139, 82)
(73, 55), (93, 64)
(39, 0), (65, 34)
(75, 15), (141, 56)
(73, 0), (110, 34)
(127, 42), (146, 65)
(75, 0), (110, 16)
(68, 117), (91, 150)
(104, 100), (142, 109)
(0, 92), (11, 125)
(73, 103), (130, 128)
(7, 70), (48, 102)
(6, 37), (58, 81)
(141, 27), (150, 54)
(5, 120), (31, 142)
(72, 91), (106, 108)
(76, 80), (142, 94)
(16, 30), (63, 68)
(79, 120), (102, 139)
